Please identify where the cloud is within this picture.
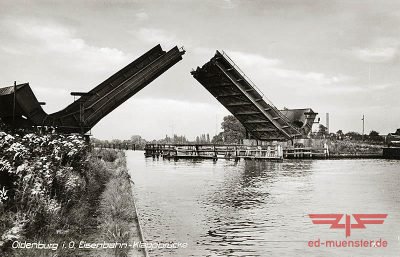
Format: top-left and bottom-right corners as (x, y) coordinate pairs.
(268, 67), (349, 85)
(369, 83), (393, 90)
(136, 28), (177, 47)
(220, 0), (239, 9)
(135, 11), (148, 21)
(227, 50), (350, 86)
(0, 46), (24, 55)
(227, 50), (281, 67)
(354, 47), (398, 63)
(1, 18), (130, 73)
(353, 38), (399, 63)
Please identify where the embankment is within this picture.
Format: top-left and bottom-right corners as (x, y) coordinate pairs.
(0, 130), (144, 257)
(281, 138), (384, 158)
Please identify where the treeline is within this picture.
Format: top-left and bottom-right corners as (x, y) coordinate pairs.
(93, 115), (389, 148)
(93, 133), (214, 149)
(211, 115), (388, 144)
(92, 135), (147, 150)
(195, 134), (211, 144)
(312, 124), (386, 143)
(92, 134), (190, 150)
(92, 115), (247, 147)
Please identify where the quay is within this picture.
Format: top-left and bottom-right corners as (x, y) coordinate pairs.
(144, 143), (284, 161)
(383, 147), (400, 160)
(283, 146), (329, 159)
(329, 153), (383, 159)
(144, 143), (331, 161)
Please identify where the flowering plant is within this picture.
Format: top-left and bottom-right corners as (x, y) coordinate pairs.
(0, 130), (89, 245)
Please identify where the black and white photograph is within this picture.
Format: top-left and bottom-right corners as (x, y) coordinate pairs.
(0, 0), (399, 256)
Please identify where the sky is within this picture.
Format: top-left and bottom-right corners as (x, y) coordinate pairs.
(0, 0), (399, 140)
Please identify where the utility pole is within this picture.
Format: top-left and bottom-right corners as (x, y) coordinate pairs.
(215, 114), (218, 137)
(362, 114), (365, 141)
(170, 122), (174, 143)
(12, 81), (16, 130)
(326, 113), (330, 134)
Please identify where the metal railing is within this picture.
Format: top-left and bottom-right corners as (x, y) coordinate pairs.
(221, 50), (265, 98)
(220, 50), (295, 126)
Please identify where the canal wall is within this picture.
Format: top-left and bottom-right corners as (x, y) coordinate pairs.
(383, 147), (400, 159)
(97, 150), (147, 257)
(143, 139), (386, 160)
(245, 138), (383, 158)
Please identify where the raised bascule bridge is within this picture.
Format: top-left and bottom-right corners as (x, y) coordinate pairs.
(145, 50), (323, 161)
(191, 50), (317, 142)
(0, 45), (185, 133)
(1, 45), (323, 159)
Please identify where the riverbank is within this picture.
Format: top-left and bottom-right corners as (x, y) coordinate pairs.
(142, 139), (385, 161)
(0, 130), (144, 257)
(327, 139), (383, 155)
(96, 149), (146, 257)
(278, 138), (384, 159)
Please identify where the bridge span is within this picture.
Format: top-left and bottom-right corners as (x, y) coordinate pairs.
(191, 50), (317, 141)
(0, 45), (185, 133)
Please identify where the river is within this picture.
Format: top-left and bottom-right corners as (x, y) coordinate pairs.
(126, 151), (400, 257)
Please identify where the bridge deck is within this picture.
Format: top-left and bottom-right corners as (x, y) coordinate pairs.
(0, 45), (185, 133)
(191, 51), (302, 141)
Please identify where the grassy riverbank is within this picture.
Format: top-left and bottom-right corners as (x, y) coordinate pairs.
(96, 149), (144, 257)
(0, 131), (143, 257)
(327, 140), (383, 156)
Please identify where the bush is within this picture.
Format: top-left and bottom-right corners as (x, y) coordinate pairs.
(94, 149), (119, 162)
(0, 126), (137, 256)
(0, 131), (89, 244)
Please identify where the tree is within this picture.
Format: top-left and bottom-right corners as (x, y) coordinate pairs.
(111, 139), (122, 145)
(130, 135), (147, 149)
(317, 124), (328, 137)
(211, 132), (224, 144)
(336, 130), (344, 140)
(345, 131), (362, 141)
(221, 115), (246, 144)
(369, 130), (379, 137)
(368, 130), (382, 142)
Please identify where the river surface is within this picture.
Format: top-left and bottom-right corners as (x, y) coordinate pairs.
(126, 151), (400, 257)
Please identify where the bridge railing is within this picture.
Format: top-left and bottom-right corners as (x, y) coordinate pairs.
(221, 50), (265, 99)
(220, 50), (294, 125)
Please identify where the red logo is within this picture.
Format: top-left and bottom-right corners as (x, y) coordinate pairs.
(309, 214), (387, 237)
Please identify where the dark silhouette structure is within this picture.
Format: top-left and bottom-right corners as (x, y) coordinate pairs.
(0, 45), (185, 133)
(191, 50), (317, 141)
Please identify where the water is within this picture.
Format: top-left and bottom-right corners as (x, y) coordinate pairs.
(126, 151), (400, 257)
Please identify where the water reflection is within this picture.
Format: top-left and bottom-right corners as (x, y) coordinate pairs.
(199, 160), (314, 256)
(127, 152), (400, 257)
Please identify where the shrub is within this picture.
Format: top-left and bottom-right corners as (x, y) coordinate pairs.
(0, 131), (90, 253)
(94, 149), (119, 162)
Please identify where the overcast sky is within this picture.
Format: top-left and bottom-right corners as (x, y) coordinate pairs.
(1, 0), (399, 140)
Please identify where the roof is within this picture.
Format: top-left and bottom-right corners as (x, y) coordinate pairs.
(0, 83), (28, 96)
